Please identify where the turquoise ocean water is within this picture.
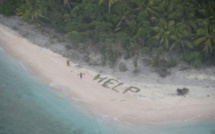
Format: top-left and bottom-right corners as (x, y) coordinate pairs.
(0, 47), (215, 134)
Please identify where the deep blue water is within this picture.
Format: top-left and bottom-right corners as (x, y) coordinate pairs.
(0, 47), (215, 134)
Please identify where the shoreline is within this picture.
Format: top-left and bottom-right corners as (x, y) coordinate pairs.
(1, 23), (215, 125)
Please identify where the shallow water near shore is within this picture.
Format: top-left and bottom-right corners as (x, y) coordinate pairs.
(0, 48), (215, 134)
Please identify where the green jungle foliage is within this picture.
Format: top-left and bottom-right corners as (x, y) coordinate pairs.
(0, 0), (18, 16)
(1, 0), (215, 67)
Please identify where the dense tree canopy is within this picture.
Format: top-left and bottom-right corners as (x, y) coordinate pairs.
(1, 0), (215, 66)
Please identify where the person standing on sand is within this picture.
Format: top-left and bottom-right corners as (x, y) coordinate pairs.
(66, 60), (70, 66)
(78, 72), (84, 79)
(80, 73), (82, 79)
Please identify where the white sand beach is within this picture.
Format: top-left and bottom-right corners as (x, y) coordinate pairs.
(0, 23), (215, 125)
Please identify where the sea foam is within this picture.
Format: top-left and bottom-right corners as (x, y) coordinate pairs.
(18, 61), (28, 71)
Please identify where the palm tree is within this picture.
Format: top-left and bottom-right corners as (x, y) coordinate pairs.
(193, 20), (215, 53)
(170, 18), (195, 51)
(63, 0), (72, 12)
(133, 0), (159, 17)
(19, 0), (43, 21)
(193, 0), (215, 53)
(99, 0), (118, 14)
(170, 31), (193, 51)
(151, 18), (176, 49)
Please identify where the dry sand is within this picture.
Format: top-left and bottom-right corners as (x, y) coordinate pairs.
(0, 23), (215, 125)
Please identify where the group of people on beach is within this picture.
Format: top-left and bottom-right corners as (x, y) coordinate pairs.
(67, 60), (84, 79)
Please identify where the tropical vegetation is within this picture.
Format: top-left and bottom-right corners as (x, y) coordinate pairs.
(1, 0), (215, 67)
